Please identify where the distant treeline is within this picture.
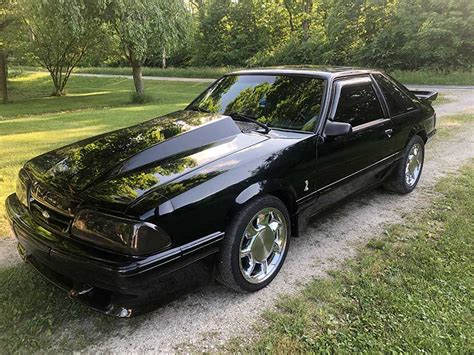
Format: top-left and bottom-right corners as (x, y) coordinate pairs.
(2, 0), (472, 101)
(158, 0), (472, 71)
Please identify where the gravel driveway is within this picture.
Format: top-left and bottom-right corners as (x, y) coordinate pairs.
(1, 86), (472, 352)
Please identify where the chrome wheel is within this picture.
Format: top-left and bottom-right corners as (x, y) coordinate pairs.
(239, 207), (288, 284)
(405, 143), (423, 187)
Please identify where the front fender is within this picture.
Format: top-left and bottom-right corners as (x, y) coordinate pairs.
(235, 180), (297, 206)
(232, 179), (299, 236)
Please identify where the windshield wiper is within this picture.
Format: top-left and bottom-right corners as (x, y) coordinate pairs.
(188, 105), (210, 113)
(226, 112), (270, 133)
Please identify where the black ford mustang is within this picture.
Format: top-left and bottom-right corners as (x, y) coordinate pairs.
(6, 67), (437, 317)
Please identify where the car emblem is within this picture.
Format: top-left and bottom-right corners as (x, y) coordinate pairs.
(42, 210), (50, 219)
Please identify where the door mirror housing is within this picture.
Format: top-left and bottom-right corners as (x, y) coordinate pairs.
(324, 120), (352, 138)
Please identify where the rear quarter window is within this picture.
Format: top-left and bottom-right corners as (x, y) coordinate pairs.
(373, 74), (416, 116)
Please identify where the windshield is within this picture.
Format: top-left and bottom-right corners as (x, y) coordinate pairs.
(188, 75), (326, 132)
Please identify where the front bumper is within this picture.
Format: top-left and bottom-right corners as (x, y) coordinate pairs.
(5, 194), (223, 317)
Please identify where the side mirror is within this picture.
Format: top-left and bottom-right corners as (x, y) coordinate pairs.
(324, 120), (352, 138)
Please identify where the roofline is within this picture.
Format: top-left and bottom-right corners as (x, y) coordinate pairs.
(227, 67), (382, 80)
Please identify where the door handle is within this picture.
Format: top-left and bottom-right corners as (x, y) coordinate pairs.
(384, 128), (393, 139)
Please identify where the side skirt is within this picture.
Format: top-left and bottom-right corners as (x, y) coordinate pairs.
(295, 153), (402, 234)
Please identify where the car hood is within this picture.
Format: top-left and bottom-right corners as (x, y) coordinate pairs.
(24, 110), (268, 212)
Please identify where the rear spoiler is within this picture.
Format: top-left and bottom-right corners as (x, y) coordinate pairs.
(410, 90), (438, 102)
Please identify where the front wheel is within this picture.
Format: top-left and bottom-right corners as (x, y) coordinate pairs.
(384, 135), (425, 194)
(218, 195), (290, 292)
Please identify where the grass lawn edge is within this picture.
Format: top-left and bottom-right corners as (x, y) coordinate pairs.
(225, 160), (474, 353)
(9, 66), (474, 86)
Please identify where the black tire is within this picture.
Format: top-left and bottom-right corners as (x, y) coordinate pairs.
(384, 135), (425, 194)
(218, 195), (291, 292)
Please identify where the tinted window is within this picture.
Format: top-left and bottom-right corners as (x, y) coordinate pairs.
(373, 74), (415, 116)
(333, 83), (383, 127)
(189, 75), (325, 131)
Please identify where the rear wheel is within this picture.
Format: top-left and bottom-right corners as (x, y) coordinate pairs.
(218, 195), (290, 292)
(384, 135), (425, 194)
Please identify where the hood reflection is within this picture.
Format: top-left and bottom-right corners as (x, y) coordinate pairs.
(25, 111), (223, 192)
(87, 134), (266, 205)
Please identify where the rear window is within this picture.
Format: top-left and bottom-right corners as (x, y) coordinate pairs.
(373, 74), (415, 116)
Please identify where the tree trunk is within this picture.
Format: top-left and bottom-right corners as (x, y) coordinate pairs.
(132, 64), (144, 97)
(49, 71), (65, 96)
(191, 0), (205, 17)
(162, 47), (166, 69)
(282, 0), (295, 33)
(302, 0), (313, 42)
(0, 50), (7, 103)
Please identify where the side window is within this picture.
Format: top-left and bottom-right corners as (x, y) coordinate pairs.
(373, 74), (415, 116)
(333, 83), (384, 127)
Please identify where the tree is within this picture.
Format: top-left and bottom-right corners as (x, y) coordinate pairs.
(0, 51), (5, 103)
(302, 0), (313, 41)
(20, 0), (106, 96)
(350, 0), (474, 70)
(106, 0), (190, 100)
(0, 0), (21, 103)
(193, 0), (290, 67)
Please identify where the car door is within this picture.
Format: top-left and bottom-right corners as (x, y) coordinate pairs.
(312, 76), (397, 212)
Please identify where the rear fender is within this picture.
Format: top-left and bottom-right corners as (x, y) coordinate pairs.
(405, 110), (436, 146)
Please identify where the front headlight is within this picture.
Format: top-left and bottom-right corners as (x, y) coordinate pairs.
(16, 171), (29, 207)
(71, 210), (171, 256)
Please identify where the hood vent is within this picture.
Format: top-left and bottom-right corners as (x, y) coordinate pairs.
(112, 116), (240, 175)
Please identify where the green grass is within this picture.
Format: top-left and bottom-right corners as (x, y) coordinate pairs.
(434, 113), (473, 139)
(1, 72), (207, 119)
(0, 72), (208, 236)
(0, 72), (472, 352)
(76, 66), (234, 79)
(432, 93), (452, 106)
(0, 263), (121, 352)
(230, 161), (474, 353)
(13, 65), (234, 79)
(13, 66), (474, 85)
(391, 69), (474, 86)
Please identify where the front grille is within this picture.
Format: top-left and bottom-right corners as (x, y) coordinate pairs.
(29, 198), (73, 234)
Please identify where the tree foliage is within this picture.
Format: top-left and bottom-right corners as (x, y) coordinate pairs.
(190, 0), (290, 67)
(0, 0), (26, 102)
(189, 0), (473, 70)
(105, 0), (190, 98)
(0, 0), (22, 54)
(19, 0), (107, 96)
(4, 0), (473, 100)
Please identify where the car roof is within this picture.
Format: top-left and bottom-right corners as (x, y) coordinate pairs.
(229, 65), (382, 80)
